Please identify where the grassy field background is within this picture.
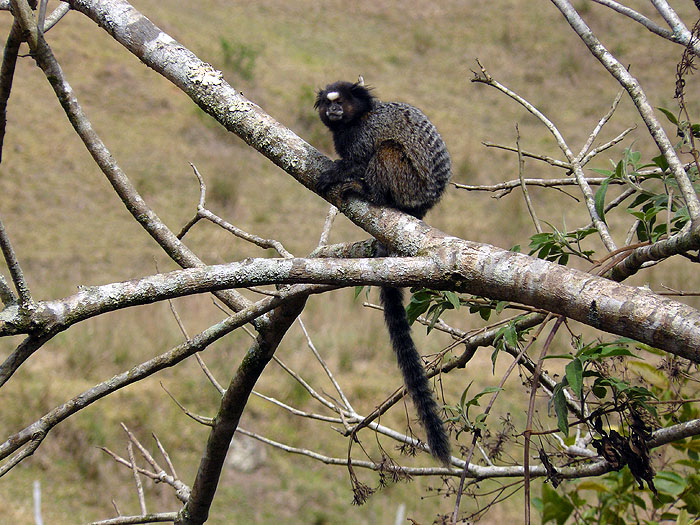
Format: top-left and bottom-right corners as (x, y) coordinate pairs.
(0, 1), (699, 523)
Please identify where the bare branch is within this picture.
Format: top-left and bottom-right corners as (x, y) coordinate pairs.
(591, 0), (671, 37)
(592, 0), (700, 55)
(0, 214), (31, 305)
(0, 274), (15, 306)
(481, 141), (572, 169)
(0, 285), (318, 470)
(472, 60), (617, 251)
(251, 390), (343, 424)
(651, 0), (690, 35)
(183, 165), (294, 258)
(180, 295), (307, 524)
(0, 19), (22, 164)
(577, 90), (624, 160)
(515, 123), (542, 233)
(100, 436), (190, 505)
(239, 414), (700, 482)
(13, 0), (253, 319)
(89, 512), (179, 525)
(42, 2), (70, 33)
(126, 440), (147, 515)
(580, 126), (634, 165)
(298, 317), (353, 411)
(318, 205), (339, 247)
(610, 227), (700, 281)
(552, 0), (700, 224)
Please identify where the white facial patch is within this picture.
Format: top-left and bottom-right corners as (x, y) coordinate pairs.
(326, 91), (340, 102)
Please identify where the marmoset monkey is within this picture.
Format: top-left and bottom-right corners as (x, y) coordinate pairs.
(315, 79), (452, 463)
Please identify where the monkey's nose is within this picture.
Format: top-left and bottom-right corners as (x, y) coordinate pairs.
(326, 110), (343, 121)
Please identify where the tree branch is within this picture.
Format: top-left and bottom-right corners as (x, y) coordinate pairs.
(552, 0), (700, 225)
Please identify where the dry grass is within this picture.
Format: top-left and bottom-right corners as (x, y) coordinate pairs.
(0, 0), (699, 523)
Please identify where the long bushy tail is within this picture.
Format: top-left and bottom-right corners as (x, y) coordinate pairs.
(380, 286), (451, 463)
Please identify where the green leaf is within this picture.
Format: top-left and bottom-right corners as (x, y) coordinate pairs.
(676, 509), (689, 525)
(444, 291), (461, 310)
(652, 153), (669, 172)
(541, 482), (574, 525)
(592, 384), (607, 398)
(657, 107), (679, 126)
(503, 324), (519, 348)
(405, 299), (429, 324)
(654, 471), (687, 497)
(565, 358), (583, 398)
(479, 306), (491, 321)
(575, 480), (610, 493)
(552, 387), (569, 436)
(459, 381), (473, 412)
(594, 178), (609, 224)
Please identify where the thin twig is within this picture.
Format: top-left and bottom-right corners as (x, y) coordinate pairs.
(89, 512), (179, 525)
(552, 0), (700, 224)
(100, 426), (191, 504)
(482, 141), (572, 169)
(152, 433), (179, 481)
(271, 355), (338, 412)
(183, 164), (294, 258)
(515, 123), (542, 233)
(161, 382), (214, 426)
(195, 354), (226, 395)
(126, 440), (147, 515)
(577, 90), (624, 160)
(472, 59), (617, 251)
(318, 205), (339, 247)
(0, 215), (31, 305)
(523, 316), (565, 525)
(164, 291), (227, 395)
(298, 317), (353, 411)
(451, 314), (554, 524)
(251, 390), (343, 424)
(580, 127), (634, 166)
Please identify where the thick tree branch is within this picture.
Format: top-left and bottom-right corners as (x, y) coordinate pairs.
(15, 0), (252, 318)
(0, 250), (697, 362)
(177, 295), (307, 525)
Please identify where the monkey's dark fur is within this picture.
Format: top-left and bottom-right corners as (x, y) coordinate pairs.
(315, 80), (452, 463)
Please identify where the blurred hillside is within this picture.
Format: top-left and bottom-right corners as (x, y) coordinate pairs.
(0, 1), (699, 523)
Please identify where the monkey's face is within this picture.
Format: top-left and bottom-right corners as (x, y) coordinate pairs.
(315, 81), (373, 129)
(322, 94), (345, 123)
(316, 91), (354, 127)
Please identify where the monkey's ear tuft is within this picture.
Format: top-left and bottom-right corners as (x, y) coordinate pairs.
(349, 81), (374, 101)
(313, 89), (324, 109)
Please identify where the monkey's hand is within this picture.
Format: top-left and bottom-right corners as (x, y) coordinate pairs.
(316, 160), (367, 199)
(316, 167), (345, 195)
